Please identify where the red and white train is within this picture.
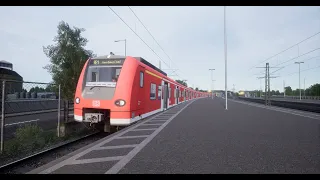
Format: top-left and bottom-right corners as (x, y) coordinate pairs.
(73, 55), (209, 131)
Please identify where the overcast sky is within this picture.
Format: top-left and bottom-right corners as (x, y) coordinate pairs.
(1, 6), (319, 92)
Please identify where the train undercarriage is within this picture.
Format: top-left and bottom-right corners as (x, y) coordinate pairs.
(81, 108), (122, 133)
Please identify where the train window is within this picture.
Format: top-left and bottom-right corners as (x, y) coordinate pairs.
(158, 86), (162, 100)
(86, 66), (122, 86)
(140, 72), (144, 88)
(150, 83), (156, 100)
(168, 87), (171, 98)
(91, 72), (98, 82)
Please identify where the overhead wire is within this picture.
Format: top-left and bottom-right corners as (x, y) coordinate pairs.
(252, 47), (320, 77)
(248, 30), (320, 70)
(270, 55), (320, 75)
(108, 6), (171, 70)
(127, 6), (195, 87)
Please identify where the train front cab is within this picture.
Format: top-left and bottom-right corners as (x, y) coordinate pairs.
(74, 55), (140, 132)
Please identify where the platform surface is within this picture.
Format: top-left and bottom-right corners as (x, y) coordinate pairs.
(29, 98), (320, 174)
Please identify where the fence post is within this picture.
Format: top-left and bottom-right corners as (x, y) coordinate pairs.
(1, 80), (6, 154)
(57, 84), (61, 138)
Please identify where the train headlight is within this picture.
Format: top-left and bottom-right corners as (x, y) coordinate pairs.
(75, 97), (80, 104)
(115, 99), (126, 107)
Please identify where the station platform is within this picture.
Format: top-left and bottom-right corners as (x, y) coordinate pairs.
(28, 98), (320, 174)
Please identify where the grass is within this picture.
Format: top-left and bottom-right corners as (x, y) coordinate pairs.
(0, 123), (94, 165)
(0, 125), (59, 158)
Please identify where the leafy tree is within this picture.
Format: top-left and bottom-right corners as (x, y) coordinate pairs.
(285, 86), (293, 96)
(29, 86), (46, 93)
(175, 80), (188, 87)
(43, 21), (95, 100)
(306, 83), (320, 96)
(195, 87), (199, 91)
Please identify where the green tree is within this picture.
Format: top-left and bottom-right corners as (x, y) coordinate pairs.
(43, 21), (95, 100)
(29, 86), (46, 93)
(285, 86), (293, 96)
(176, 80), (188, 87)
(306, 83), (320, 96)
(195, 87), (199, 91)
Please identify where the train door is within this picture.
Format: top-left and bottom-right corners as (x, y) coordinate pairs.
(176, 86), (179, 104)
(134, 66), (145, 117)
(163, 81), (168, 110)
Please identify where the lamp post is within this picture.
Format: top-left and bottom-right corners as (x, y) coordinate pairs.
(209, 69), (215, 98)
(224, 6), (228, 110)
(294, 61), (304, 100)
(212, 80), (216, 99)
(114, 39), (127, 56)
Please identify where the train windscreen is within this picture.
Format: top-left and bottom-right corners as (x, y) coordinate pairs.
(84, 58), (125, 88)
(85, 66), (122, 88)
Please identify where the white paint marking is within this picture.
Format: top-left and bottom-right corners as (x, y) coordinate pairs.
(116, 135), (149, 139)
(36, 110), (165, 174)
(70, 156), (124, 165)
(149, 120), (167, 122)
(231, 100), (320, 120)
(5, 119), (40, 126)
(105, 100), (195, 174)
(95, 145), (138, 150)
(34, 99), (196, 174)
(141, 123), (163, 126)
(131, 128), (157, 131)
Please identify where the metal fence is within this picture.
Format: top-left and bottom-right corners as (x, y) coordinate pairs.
(0, 80), (75, 158)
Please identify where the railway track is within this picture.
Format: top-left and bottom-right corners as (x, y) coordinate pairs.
(0, 131), (107, 174)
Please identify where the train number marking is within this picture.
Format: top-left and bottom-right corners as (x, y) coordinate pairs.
(92, 100), (100, 107)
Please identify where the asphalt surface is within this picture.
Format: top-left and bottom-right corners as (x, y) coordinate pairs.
(3, 111), (74, 140)
(28, 97), (320, 174)
(118, 98), (320, 174)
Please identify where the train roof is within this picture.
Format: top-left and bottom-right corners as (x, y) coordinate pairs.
(133, 57), (167, 77)
(92, 55), (167, 76)
(89, 55), (207, 94)
(92, 55), (126, 60)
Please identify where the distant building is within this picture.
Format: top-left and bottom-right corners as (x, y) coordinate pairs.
(0, 60), (23, 98)
(0, 60), (13, 70)
(238, 90), (257, 97)
(213, 90), (233, 97)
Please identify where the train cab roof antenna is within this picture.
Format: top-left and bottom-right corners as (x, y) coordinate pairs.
(110, 52), (115, 55)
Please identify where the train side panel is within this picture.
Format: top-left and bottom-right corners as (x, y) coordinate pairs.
(143, 67), (162, 116)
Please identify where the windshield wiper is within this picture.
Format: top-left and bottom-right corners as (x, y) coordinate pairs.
(90, 86), (99, 90)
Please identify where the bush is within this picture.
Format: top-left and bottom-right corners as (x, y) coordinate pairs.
(2, 124), (58, 157)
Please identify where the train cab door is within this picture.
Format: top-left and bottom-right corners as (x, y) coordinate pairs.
(135, 66), (146, 118)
